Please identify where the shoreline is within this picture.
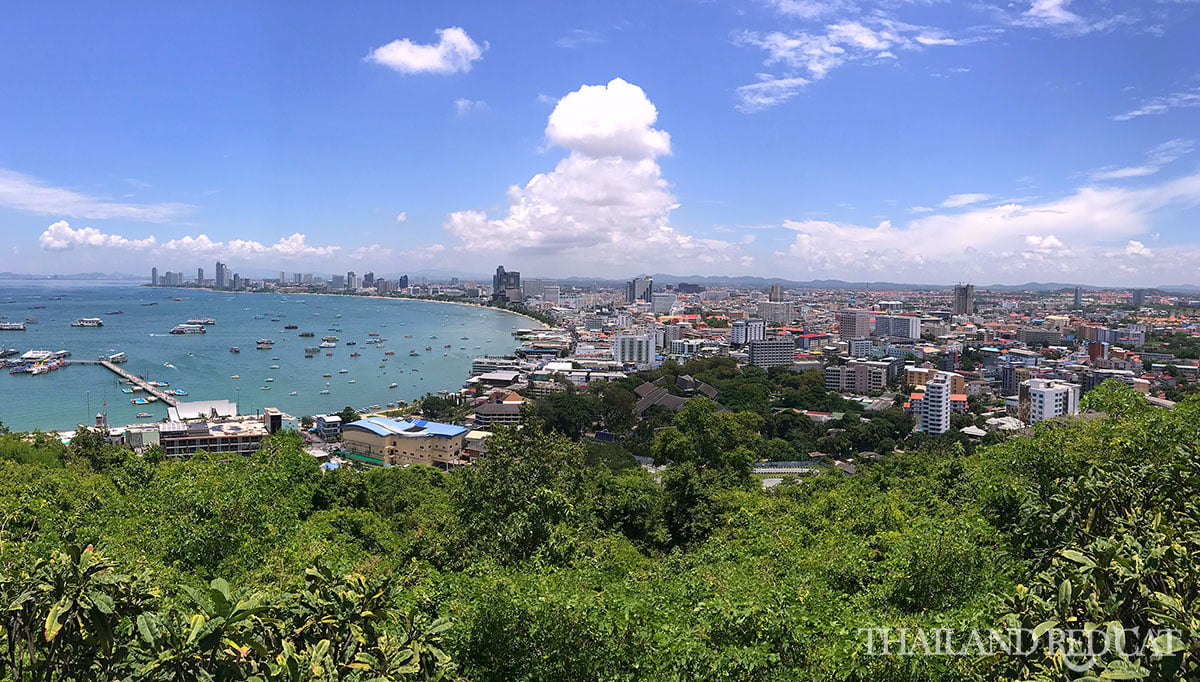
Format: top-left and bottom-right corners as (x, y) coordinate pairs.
(149, 286), (550, 328)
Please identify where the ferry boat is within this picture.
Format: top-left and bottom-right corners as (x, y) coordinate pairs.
(284, 324), (298, 330)
(0, 349), (17, 358)
(299, 332), (315, 337)
(0, 322), (26, 331)
(186, 318), (216, 325)
(230, 346), (240, 353)
(319, 341), (336, 348)
(170, 324), (206, 334)
(256, 339), (275, 345)
(256, 343), (272, 350)
(106, 352), (128, 363)
(71, 318), (104, 327)
(321, 336), (338, 342)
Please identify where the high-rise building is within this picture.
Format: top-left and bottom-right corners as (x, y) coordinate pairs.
(920, 372), (953, 434)
(757, 301), (792, 324)
(196, 267), (203, 285)
(626, 276), (653, 303)
(493, 266), (522, 302)
(543, 285), (560, 305)
(612, 334), (656, 367)
(1131, 289), (1145, 307)
(1021, 378), (1081, 424)
(398, 275), (409, 289)
(346, 271), (356, 289)
(731, 318), (766, 345)
(215, 261), (229, 289)
(651, 292), (676, 315)
(331, 274), (345, 289)
(151, 267), (158, 286)
(848, 337), (873, 357)
(768, 283), (784, 302)
(836, 309), (872, 342)
(952, 284), (975, 315)
(747, 335), (796, 368)
(363, 272), (374, 288)
(1073, 287), (1082, 308)
(279, 271), (286, 285)
(676, 282), (704, 294)
(873, 315), (921, 340)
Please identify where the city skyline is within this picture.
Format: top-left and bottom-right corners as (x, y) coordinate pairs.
(3, 2), (1199, 284)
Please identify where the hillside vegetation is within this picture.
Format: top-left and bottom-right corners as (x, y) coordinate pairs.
(0, 381), (1196, 680)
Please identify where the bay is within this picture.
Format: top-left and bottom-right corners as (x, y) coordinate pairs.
(0, 281), (536, 432)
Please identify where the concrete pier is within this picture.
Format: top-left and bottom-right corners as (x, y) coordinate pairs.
(79, 359), (180, 406)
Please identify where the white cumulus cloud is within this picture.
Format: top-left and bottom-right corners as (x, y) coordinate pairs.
(544, 78), (671, 159)
(366, 27), (485, 75)
(396, 211), (407, 223)
(940, 192), (993, 208)
(443, 78), (747, 275)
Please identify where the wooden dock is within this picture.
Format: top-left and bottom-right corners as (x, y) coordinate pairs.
(81, 359), (180, 406)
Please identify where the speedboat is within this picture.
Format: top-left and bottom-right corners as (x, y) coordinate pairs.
(320, 389), (330, 395)
(136, 412), (152, 418)
(348, 379), (356, 384)
(389, 383), (398, 388)
(261, 386), (271, 390)
(231, 375), (240, 379)
(289, 391), (297, 396)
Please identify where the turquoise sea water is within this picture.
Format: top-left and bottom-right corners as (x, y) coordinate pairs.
(0, 281), (535, 432)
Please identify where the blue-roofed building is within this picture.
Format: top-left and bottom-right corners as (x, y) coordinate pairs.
(340, 416), (469, 469)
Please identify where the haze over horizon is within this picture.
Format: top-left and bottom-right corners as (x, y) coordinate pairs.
(2, 1), (1198, 285)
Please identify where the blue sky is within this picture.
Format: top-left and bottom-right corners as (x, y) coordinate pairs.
(1, 0), (1198, 284)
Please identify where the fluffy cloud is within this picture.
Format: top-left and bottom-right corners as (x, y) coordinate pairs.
(395, 211), (407, 223)
(366, 27), (485, 75)
(776, 172), (1200, 282)
(36, 222), (445, 267)
(544, 78), (671, 159)
(0, 168), (190, 222)
(1090, 139), (1194, 180)
(443, 78), (748, 274)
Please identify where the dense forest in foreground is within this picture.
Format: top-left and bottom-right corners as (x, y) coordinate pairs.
(0, 381), (1197, 681)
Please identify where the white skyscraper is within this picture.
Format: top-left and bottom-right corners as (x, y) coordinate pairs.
(874, 315), (921, 340)
(921, 372), (953, 435)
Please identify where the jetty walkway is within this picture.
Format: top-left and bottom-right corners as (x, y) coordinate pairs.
(75, 359), (179, 407)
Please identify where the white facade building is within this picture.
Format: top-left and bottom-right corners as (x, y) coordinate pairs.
(874, 315), (921, 340)
(731, 318), (767, 346)
(747, 336), (796, 368)
(651, 292), (676, 315)
(848, 337), (874, 357)
(921, 372), (953, 434)
(1025, 379), (1081, 424)
(613, 334), (657, 367)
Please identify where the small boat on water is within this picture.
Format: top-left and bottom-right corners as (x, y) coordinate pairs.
(284, 324), (298, 329)
(299, 332), (315, 337)
(170, 389), (188, 396)
(388, 383), (398, 388)
(265, 378), (274, 382)
(320, 389), (330, 394)
(231, 374), (240, 379)
(136, 412), (152, 418)
(289, 391), (297, 396)
(322, 373), (332, 377)
(230, 346), (240, 353)
(261, 386), (271, 390)
(350, 352), (360, 357)
(409, 350), (419, 356)
(348, 379), (357, 384)
(131, 398), (149, 405)
(269, 364), (280, 369)
(384, 350), (395, 355)
(338, 369), (348, 374)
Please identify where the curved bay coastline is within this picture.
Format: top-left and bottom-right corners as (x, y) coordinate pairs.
(0, 282), (544, 433)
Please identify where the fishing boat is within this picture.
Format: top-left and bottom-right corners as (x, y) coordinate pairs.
(346, 341), (356, 346)
(368, 332), (380, 337)
(284, 324), (298, 329)
(322, 373), (332, 377)
(384, 350), (395, 355)
(230, 346), (240, 353)
(350, 352), (361, 357)
(299, 332), (315, 337)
